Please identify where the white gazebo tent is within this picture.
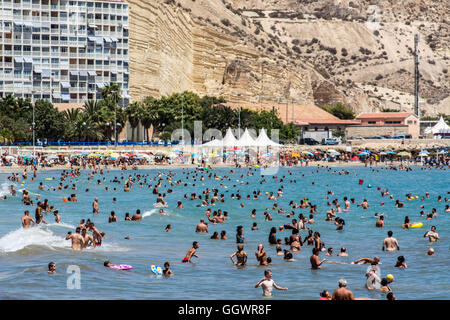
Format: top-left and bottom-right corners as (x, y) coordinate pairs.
(236, 128), (257, 147)
(424, 116), (450, 136)
(201, 138), (223, 148)
(254, 128), (282, 147)
(222, 128), (238, 148)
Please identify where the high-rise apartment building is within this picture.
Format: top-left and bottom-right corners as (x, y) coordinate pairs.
(0, 0), (130, 105)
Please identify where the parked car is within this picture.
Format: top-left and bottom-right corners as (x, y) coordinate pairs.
(392, 134), (412, 139)
(321, 138), (339, 145)
(369, 136), (386, 139)
(352, 136), (365, 140)
(301, 138), (320, 145)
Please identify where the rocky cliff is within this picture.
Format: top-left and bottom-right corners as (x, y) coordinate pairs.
(127, 0), (449, 116)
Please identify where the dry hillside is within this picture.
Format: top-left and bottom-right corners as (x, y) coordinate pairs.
(127, 0), (449, 117)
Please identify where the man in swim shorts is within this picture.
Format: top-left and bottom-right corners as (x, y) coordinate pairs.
(92, 198), (99, 214)
(182, 241), (199, 263)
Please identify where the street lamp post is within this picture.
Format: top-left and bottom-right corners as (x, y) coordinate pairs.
(285, 98), (288, 124)
(236, 94), (242, 139)
(31, 90), (35, 156)
(114, 98), (117, 148)
(181, 92), (185, 146)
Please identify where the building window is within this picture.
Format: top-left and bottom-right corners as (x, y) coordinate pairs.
(314, 127), (318, 131)
(368, 121), (376, 124)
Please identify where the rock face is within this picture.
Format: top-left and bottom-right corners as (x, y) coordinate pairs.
(127, 0), (449, 116)
(128, 1), (194, 99)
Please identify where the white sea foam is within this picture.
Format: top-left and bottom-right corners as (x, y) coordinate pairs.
(0, 226), (69, 253)
(0, 182), (12, 197)
(142, 209), (158, 218)
(0, 225), (128, 253)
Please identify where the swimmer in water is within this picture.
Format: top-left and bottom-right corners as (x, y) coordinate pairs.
(254, 270), (287, 296)
(163, 262), (173, 277)
(92, 198), (99, 214)
(353, 256), (380, 265)
(21, 210), (35, 228)
(423, 226), (439, 242)
(65, 227), (85, 251)
(48, 262), (56, 274)
(255, 244), (268, 266)
(230, 244), (247, 267)
(182, 241), (199, 263)
(331, 279), (354, 300)
(382, 231), (400, 251)
(310, 248), (326, 269)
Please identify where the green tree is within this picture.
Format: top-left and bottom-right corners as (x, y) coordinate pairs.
(33, 99), (66, 142)
(321, 103), (355, 120)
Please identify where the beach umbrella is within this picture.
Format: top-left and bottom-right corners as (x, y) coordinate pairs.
(5, 155), (16, 161)
(358, 151), (370, 156)
(437, 150), (448, 155)
(327, 149), (338, 153)
(87, 153), (99, 158)
(418, 151), (429, 157)
(291, 152), (301, 157)
(313, 150), (322, 154)
(304, 151), (314, 156)
(351, 156), (359, 161)
(330, 152), (340, 157)
(379, 152), (388, 155)
(386, 151), (396, 155)
(22, 154), (36, 160)
(397, 151), (411, 157)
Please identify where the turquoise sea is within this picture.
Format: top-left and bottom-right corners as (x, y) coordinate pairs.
(0, 166), (448, 300)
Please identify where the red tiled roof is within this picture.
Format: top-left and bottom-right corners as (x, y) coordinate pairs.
(299, 119), (361, 125)
(356, 112), (416, 119)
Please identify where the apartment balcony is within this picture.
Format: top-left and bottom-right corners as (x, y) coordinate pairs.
(32, 4), (40, 9)
(32, 16), (40, 21)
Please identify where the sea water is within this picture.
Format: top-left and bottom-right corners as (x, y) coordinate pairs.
(0, 166), (448, 300)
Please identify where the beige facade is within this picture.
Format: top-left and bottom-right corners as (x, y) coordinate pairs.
(346, 125), (410, 138)
(353, 112), (419, 138)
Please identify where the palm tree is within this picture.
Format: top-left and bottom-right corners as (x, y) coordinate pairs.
(140, 97), (159, 141)
(125, 101), (142, 142)
(101, 82), (121, 144)
(0, 128), (13, 144)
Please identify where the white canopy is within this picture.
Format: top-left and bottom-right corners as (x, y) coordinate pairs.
(424, 116), (450, 134)
(236, 128), (257, 147)
(223, 128), (238, 148)
(201, 138), (223, 148)
(254, 128), (282, 147)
